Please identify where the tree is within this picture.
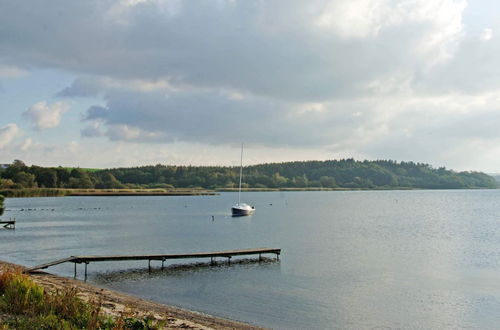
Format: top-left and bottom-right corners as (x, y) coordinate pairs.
(272, 172), (288, 188)
(32, 167), (58, 188)
(69, 169), (94, 189)
(13, 172), (37, 188)
(293, 174), (308, 187)
(0, 178), (15, 189)
(97, 173), (125, 189)
(2, 160), (28, 180)
(11, 160), (27, 169)
(320, 176), (336, 188)
(0, 195), (4, 216)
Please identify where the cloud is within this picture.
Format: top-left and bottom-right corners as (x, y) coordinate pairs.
(480, 28), (493, 41)
(23, 101), (69, 130)
(0, 123), (21, 149)
(3, 0), (500, 171)
(58, 76), (173, 97)
(81, 121), (104, 138)
(0, 65), (28, 78)
(0, 0), (469, 101)
(82, 89), (337, 146)
(105, 124), (169, 142)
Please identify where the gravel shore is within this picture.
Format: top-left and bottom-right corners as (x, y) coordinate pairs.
(0, 260), (265, 330)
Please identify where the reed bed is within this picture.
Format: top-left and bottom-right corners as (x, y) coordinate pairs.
(0, 188), (215, 198)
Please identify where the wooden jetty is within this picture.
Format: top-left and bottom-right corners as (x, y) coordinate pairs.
(0, 219), (15, 229)
(25, 248), (281, 280)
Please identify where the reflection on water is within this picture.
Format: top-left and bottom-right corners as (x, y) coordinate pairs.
(95, 258), (280, 283)
(1, 191), (500, 329)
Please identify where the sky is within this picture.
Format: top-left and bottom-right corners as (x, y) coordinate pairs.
(1, 0), (500, 171)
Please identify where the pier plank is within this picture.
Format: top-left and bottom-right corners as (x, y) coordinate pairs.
(25, 248), (281, 274)
(0, 220), (16, 229)
(25, 257), (77, 272)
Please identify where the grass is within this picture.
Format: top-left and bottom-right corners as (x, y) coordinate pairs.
(0, 269), (161, 329)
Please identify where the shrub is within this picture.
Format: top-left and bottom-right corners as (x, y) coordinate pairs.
(0, 269), (162, 329)
(0, 194), (4, 216)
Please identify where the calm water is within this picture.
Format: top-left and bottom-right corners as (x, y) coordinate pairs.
(1, 191), (500, 329)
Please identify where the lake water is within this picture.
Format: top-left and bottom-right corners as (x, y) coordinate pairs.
(1, 191), (500, 329)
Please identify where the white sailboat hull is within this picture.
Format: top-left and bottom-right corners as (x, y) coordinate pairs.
(232, 203), (255, 216)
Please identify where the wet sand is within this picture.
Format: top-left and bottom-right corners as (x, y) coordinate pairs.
(0, 260), (264, 330)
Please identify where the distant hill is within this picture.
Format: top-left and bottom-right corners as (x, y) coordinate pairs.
(0, 159), (497, 190)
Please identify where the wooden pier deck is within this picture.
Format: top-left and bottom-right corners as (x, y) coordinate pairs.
(0, 220), (15, 229)
(25, 248), (281, 280)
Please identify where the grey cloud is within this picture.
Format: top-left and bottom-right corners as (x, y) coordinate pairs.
(81, 125), (103, 138)
(84, 105), (109, 120)
(58, 77), (105, 98)
(0, 0), (470, 102)
(82, 89), (369, 146)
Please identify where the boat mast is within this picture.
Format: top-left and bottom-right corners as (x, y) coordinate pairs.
(238, 143), (243, 205)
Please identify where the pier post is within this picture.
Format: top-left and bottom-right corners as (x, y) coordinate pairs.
(162, 258), (165, 270)
(148, 259), (151, 273)
(227, 256), (231, 265)
(74, 262), (77, 278)
(259, 253), (262, 262)
(84, 262), (88, 281)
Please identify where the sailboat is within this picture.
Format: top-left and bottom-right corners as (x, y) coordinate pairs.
(231, 144), (255, 216)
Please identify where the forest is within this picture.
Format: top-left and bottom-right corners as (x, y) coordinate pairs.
(0, 159), (497, 191)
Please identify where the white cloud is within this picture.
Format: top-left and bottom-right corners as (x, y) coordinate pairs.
(20, 138), (33, 151)
(22, 101), (69, 130)
(480, 28), (493, 41)
(295, 103), (326, 115)
(105, 124), (170, 143)
(0, 65), (27, 78)
(0, 123), (21, 149)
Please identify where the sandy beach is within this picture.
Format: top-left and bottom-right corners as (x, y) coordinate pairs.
(0, 260), (264, 330)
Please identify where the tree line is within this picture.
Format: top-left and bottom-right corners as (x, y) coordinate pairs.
(0, 159), (497, 190)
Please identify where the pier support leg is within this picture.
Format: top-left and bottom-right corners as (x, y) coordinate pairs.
(227, 256), (231, 265)
(84, 262), (88, 282)
(161, 258), (165, 270)
(276, 253), (280, 261)
(148, 259), (151, 273)
(259, 253), (262, 262)
(74, 262), (77, 278)
(211, 257), (214, 266)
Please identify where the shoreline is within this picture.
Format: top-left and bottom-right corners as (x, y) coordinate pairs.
(0, 188), (217, 198)
(2, 186), (497, 199)
(0, 260), (264, 330)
